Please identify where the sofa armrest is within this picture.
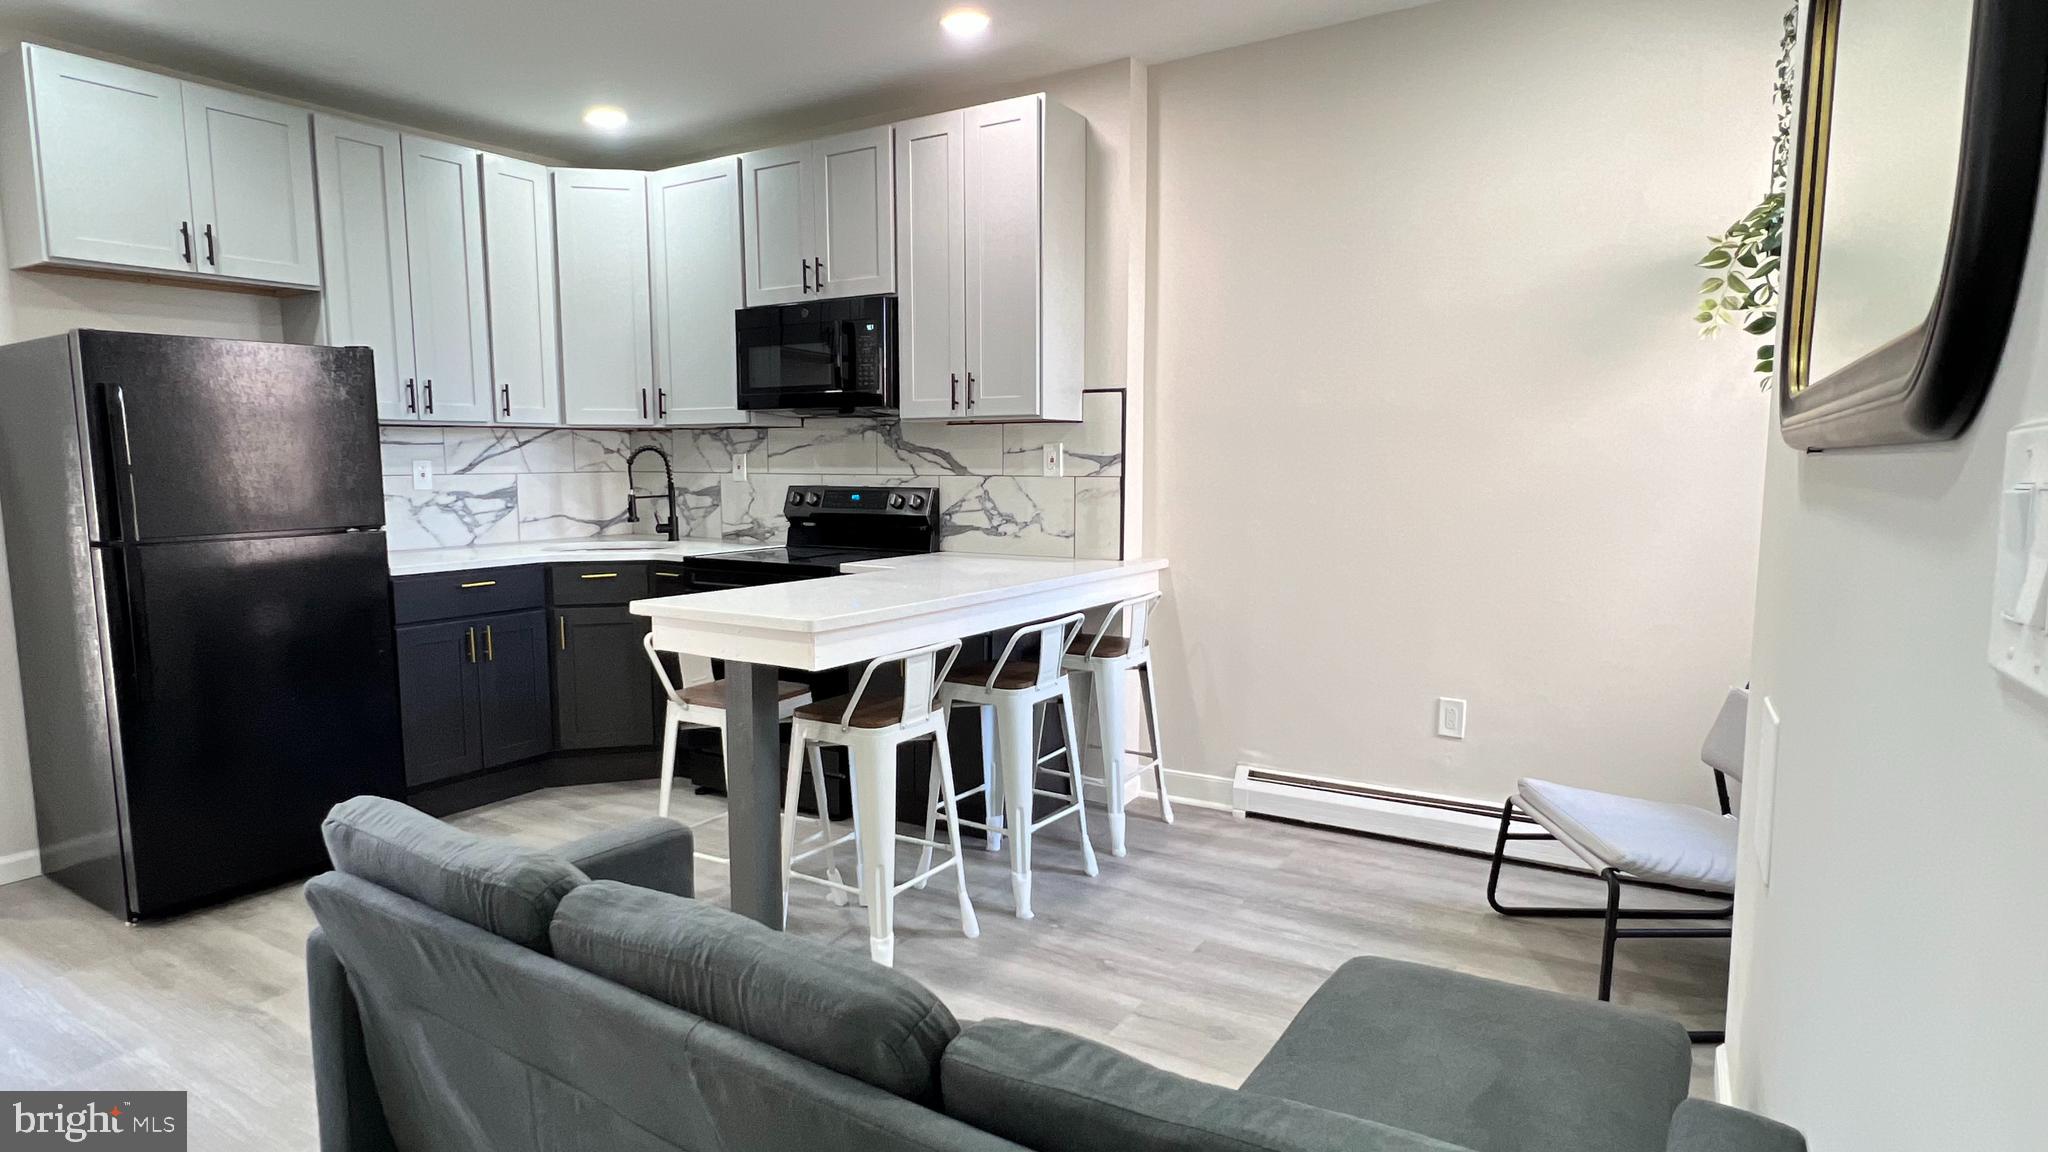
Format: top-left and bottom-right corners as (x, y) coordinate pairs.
(306, 927), (399, 1152)
(553, 818), (694, 898)
(1666, 1099), (1806, 1152)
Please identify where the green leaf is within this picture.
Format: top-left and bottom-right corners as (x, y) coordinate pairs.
(1736, 250), (1760, 268)
(1725, 272), (1750, 295)
(1699, 251), (1733, 269)
(1743, 313), (1778, 335)
(1754, 361), (1774, 374)
(1700, 277), (1726, 293)
(1757, 345), (1776, 359)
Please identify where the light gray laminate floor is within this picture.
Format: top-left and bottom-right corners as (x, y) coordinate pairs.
(0, 781), (1727, 1150)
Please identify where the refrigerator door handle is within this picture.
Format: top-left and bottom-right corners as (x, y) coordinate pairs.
(112, 386), (142, 537)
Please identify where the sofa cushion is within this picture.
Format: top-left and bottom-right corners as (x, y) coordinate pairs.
(550, 881), (958, 1103)
(1664, 1100), (1807, 1152)
(320, 796), (586, 952)
(941, 1019), (1474, 1152)
(1241, 957), (1691, 1152)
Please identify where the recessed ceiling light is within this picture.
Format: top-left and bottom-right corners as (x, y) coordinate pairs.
(940, 8), (991, 39)
(582, 105), (629, 134)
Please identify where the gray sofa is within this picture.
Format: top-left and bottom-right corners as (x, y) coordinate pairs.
(306, 797), (1804, 1152)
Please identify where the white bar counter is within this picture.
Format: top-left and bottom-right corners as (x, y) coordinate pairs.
(631, 552), (1168, 927)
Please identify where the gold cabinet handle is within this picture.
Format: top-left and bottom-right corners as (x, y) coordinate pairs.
(466, 627), (477, 664)
(654, 570), (681, 578)
(579, 572), (619, 580)
(558, 615), (567, 650)
(484, 624), (494, 662)
(459, 579), (497, 589)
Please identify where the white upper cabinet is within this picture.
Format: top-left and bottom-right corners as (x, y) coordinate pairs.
(893, 111), (967, 421)
(554, 168), (654, 427)
(650, 157), (753, 426)
(739, 143), (812, 306)
(0, 45), (317, 288)
(401, 135), (492, 424)
(480, 154), (561, 426)
(894, 94), (1083, 422)
(311, 116), (415, 420)
(811, 126), (895, 299)
(181, 84), (318, 286)
(740, 126), (894, 307)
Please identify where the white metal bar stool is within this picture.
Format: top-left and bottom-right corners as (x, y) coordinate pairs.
(782, 639), (979, 967)
(643, 633), (815, 868)
(933, 613), (1098, 920)
(1064, 592), (1172, 856)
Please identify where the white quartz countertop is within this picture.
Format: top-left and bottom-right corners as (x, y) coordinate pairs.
(386, 537), (762, 577)
(631, 552), (1169, 634)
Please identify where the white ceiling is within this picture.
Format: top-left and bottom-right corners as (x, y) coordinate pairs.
(0, 0), (1429, 165)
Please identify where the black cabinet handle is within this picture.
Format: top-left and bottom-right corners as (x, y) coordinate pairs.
(801, 259), (811, 294)
(405, 378), (417, 414)
(656, 389), (667, 420)
(501, 384), (511, 416)
(202, 224), (216, 267)
(966, 372), (976, 410)
(639, 389), (648, 419)
(178, 222), (193, 265)
(814, 255), (824, 289)
(423, 379), (434, 414)
(951, 372), (960, 410)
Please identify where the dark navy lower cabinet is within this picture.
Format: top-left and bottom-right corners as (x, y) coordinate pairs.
(477, 609), (555, 768)
(395, 618), (485, 789)
(553, 604), (656, 750)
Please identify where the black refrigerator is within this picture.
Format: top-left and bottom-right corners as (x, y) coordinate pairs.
(0, 330), (402, 920)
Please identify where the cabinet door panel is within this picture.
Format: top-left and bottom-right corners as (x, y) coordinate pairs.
(554, 168), (654, 426)
(397, 619), (483, 788)
(314, 116), (415, 420)
(401, 135), (491, 424)
(481, 155), (561, 425)
(477, 609), (553, 767)
(182, 83), (318, 286)
(963, 97), (1042, 419)
(25, 45), (193, 273)
(553, 605), (655, 750)
(811, 126), (894, 299)
(650, 156), (748, 425)
(893, 112), (966, 420)
(739, 143), (812, 306)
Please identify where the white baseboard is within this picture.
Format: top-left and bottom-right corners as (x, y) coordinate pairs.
(1230, 764), (1583, 869)
(0, 846), (42, 887)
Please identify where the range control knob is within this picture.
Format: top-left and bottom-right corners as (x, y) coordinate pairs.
(907, 494), (926, 510)
(889, 493), (907, 509)
(787, 490), (804, 505)
(805, 491), (822, 506)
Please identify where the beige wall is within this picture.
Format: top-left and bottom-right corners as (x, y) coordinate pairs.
(1726, 81), (2048, 1152)
(1143, 0), (1778, 807)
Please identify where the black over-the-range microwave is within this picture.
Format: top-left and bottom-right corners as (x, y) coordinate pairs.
(735, 294), (897, 413)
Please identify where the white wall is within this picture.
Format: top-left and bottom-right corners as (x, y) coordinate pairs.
(1725, 90), (2048, 1152)
(1143, 0), (1779, 809)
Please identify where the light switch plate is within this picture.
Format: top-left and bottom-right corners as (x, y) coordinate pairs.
(1042, 443), (1064, 477)
(1748, 696), (1780, 887)
(1436, 697), (1467, 739)
(411, 460), (434, 490)
(1989, 420), (2048, 696)
(732, 455), (747, 480)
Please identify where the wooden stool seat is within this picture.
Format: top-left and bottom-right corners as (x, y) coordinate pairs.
(945, 659), (1044, 690)
(1067, 632), (1132, 659)
(679, 680), (811, 709)
(795, 693), (910, 729)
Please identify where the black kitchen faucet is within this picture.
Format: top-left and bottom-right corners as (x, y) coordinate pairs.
(624, 443), (681, 542)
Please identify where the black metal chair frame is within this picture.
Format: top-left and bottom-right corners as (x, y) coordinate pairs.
(1484, 783), (1735, 1045)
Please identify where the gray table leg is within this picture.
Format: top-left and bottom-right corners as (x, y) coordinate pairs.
(722, 661), (784, 927)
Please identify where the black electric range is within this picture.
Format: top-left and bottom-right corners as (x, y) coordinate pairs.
(678, 484), (941, 590)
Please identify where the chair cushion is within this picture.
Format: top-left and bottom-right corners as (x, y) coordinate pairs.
(550, 881), (959, 1103)
(1516, 777), (1738, 891)
(678, 679), (810, 709)
(1241, 957), (1691, 1152)
(941, 1019), (1473, 1152)
(319, 796), (587, 952)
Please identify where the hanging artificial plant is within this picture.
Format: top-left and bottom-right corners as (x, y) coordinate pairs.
(1696, 6), (1798, 388)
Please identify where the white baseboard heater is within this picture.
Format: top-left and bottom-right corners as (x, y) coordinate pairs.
(1231, 764), (1581, 869)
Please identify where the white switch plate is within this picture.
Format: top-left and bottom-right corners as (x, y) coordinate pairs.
(732, 455), (747, 480)
(1989, 420), (2048, 696)
(1042, 443), (1064, 477)
(411, 460), (434, 490)
(1748, 696), (1781, 887)
(1436, 697), (1467, 739)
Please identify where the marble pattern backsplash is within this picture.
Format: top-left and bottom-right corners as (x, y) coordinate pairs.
(381, 391), (1124, 560)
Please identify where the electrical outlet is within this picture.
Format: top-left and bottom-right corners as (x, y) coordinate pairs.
(1042, 442), (1064, 477)
(411, 459), (434, 491)
(1436, 697), (1467, 739)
